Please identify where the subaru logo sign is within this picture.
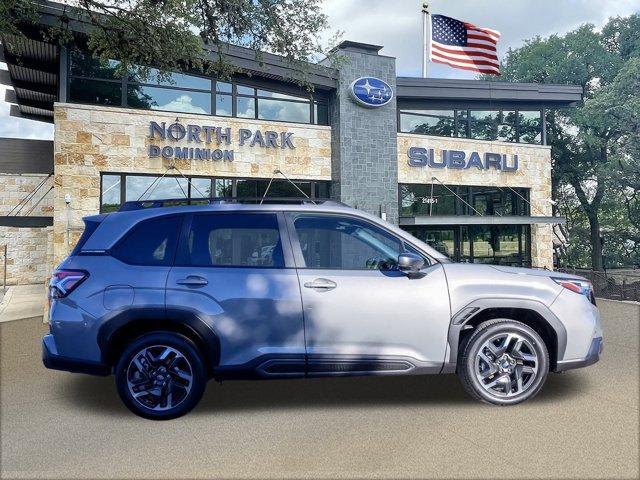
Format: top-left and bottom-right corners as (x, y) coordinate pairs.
(349, 77), (393, 108)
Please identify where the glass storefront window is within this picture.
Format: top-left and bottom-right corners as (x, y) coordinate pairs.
(101, 175), (121, 212)
(455, 110), (469, 137)
(128, 67), (211, 90)
(402, 225), (531, 267)
(69, 78), (122, 106)
(68, 49), (328, 125)
(400, 108), (542, 144)
(236, 97), (255, 118)
(518, 111), (542, 144)
(70, 49), (121, 79)
(258, 180), (312, 198)
(235, 179), (258, 198)
(101, 174), (330, 211)
(214, 179), (233, 197)
(127, 85), (211, 114)
(125, 176), (189, 201)
(257, 90), (306, 101)
(237, 85), (255, 95)
(315, 181), (330, 199)
(469, 110), (497, 140)
(216, 81), (232, 93)
(190, 178), (212, 198)
(400, 184), (458, 216)
(400, 184), (530, 217)
(400, 110), (455, 137)
(314, 102), (329, 125)
(257, 98), (310, 123)
(215, 93), (232, 116)
(497, 111), (517, 142)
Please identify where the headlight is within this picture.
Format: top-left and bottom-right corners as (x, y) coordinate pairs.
(552, 277), (594, 301)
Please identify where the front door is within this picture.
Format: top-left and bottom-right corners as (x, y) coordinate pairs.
(286, 213), (451, 375)
(166, 212), (305, 376)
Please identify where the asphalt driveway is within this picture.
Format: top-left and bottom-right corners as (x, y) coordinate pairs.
(1, 299), (638, 479)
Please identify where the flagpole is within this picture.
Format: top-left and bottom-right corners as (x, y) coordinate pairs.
(422, 2), (430, 77)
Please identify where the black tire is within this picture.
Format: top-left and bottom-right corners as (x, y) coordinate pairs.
(115, 332), (207, 420)
(458, 319), (549, 406)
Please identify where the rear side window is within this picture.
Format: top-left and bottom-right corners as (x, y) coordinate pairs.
(179, 213), (284, 268)
(113, 215), (182, 266)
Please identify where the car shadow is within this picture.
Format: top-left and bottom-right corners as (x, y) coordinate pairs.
(63, 371), (589, 416)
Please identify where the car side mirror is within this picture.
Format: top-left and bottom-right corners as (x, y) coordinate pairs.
(398, 253), (425, 274)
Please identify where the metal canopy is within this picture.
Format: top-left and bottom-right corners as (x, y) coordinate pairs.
(399, 215), (566, 226)
(396, 77), (583, 108)
(0, 34), (59, 123)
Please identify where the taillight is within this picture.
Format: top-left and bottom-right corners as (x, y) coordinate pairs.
(552, 277), (594, 300)
(49, 269), (88, 300)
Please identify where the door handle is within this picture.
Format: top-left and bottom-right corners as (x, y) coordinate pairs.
(176, 276), (208, 287)
(304, 278), (337, 291)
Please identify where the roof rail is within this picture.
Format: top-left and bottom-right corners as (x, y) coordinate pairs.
(118, 197), (346, 212)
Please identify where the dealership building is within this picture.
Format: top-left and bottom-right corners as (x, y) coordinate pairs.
(0, 1), (582, 285)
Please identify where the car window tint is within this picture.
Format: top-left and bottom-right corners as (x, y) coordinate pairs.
(114, 215), (181, 266)
(292, 214), (404, 270)
(184, 213), (284, 268)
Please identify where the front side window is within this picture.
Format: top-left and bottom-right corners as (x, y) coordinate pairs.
(291, 214), (407, 270)
(181, 214), (284, 268)
(114, 215), (182, 266)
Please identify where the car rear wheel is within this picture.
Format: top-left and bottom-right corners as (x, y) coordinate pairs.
(458, 319), (549, 405)
(115, 332), (207, 420)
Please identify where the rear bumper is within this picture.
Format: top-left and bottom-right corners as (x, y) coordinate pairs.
(555, 337), (603, 372)
(42, 334), (110, 376)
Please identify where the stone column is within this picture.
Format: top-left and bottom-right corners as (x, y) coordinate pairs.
(322, 42), (399, 224)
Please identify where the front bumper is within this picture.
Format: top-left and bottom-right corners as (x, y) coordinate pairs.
(42, 334), (110, 376)
(555, 337), (603, 372)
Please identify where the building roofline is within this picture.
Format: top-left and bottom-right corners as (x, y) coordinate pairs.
(396, 77), (583, 107)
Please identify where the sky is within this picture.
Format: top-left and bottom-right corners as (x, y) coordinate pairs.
(1, 0), (639, 141)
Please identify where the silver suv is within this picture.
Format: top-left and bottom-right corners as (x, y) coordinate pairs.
(43, 200), (603, 419)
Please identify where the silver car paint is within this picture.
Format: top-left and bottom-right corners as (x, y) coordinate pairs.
(296, 264), (450, 365)
(48, 202), (601, 373)
(549, 289), (602, 360)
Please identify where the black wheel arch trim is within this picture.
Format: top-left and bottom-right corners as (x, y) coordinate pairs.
(442, 298), (567, 374)
(96, 307), (221, 374)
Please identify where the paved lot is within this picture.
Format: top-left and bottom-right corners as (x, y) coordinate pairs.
(1, 299), (638, 479)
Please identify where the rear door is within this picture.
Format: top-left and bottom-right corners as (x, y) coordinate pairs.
(166, 211), (305, 376)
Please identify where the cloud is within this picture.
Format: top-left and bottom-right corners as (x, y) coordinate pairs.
(2, 1), (639, 140)
(321, 0), (640, 78)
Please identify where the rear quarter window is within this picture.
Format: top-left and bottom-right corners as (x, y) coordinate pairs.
(113, 215), (182, 266)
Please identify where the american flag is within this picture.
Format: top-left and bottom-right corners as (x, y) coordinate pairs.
(429, 14), (501, 75)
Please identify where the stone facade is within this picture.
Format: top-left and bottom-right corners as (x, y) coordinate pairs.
(397, 133), (554, 269)
(0, 226), (53, 285)
(52, 103), (332, 264)
(0, 173), (54, 285)
(324, 48), (399, 223)
(0, 173), (53, 216)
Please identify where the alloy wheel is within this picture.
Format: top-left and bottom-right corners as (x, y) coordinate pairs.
(126, 345), (193, 411)
(474, 332), (539, 398)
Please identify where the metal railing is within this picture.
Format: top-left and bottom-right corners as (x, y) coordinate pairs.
(1, 244), (6, 295)
(557, 267), (640, 302)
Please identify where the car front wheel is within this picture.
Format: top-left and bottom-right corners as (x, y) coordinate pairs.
(458, 319), (549, 405)
(115, 332), (207, 420)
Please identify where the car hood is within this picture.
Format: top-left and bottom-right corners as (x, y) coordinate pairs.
(488, 265), (588, 282)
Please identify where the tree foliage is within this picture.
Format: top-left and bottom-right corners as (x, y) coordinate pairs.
(1, 0), (334, 87)
(486, 15), (640, 269)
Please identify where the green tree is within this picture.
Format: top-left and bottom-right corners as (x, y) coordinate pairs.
(1, 0), (334, 86)
(486, 16), (640, 270)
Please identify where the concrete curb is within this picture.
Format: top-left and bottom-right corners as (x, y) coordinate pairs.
(0, 284), (46, 323)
